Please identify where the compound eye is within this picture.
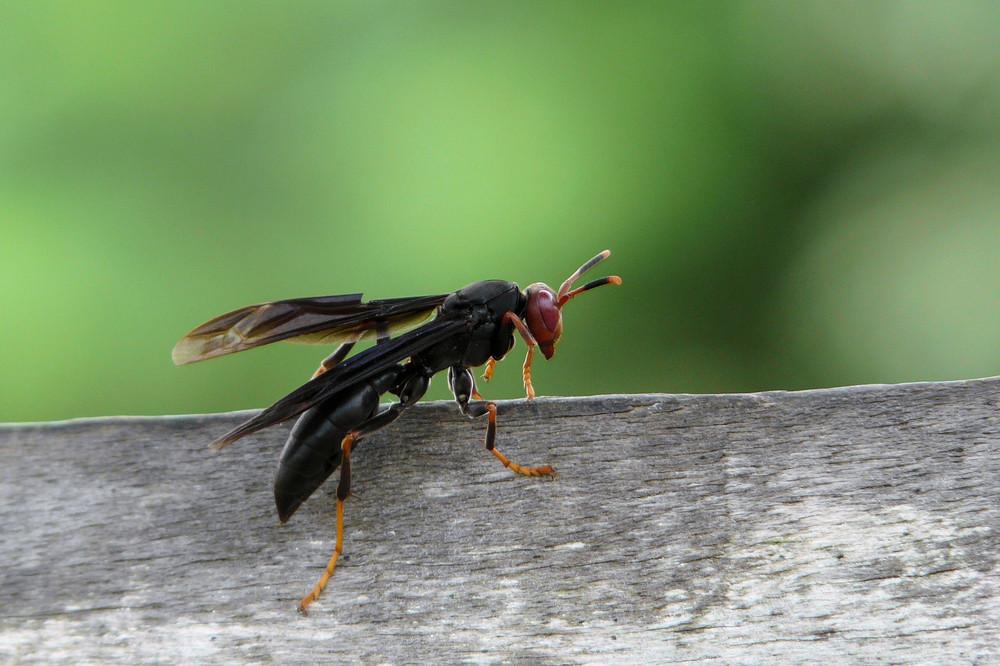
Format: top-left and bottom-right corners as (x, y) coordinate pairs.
(535, 290), (560, 333)
(525, 285), (563, 358)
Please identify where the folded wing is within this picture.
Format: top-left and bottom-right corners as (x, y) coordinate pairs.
(212, 315), (468, 448)
(172, 293), (447, 365)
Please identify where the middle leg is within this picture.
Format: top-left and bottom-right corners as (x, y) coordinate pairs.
(449, 366), (555, 477)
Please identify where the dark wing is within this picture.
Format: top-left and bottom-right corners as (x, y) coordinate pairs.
(212, 315), (468, 448)
(172, 293), (448, 365)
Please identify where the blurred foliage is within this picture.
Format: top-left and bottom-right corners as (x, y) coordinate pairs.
(2, 1), (999, 422)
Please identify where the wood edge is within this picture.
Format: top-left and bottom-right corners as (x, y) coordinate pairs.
(2, 374), (998, 431)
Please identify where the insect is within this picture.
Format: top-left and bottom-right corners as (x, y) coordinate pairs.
(173, 250), (621, 612)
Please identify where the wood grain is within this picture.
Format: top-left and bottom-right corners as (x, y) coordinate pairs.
(2, 379), (1000, 663)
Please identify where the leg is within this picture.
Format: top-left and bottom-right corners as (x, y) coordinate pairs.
(298, 431), (354, 614)
(449, 367), (555, 477)
(311, 341), (356, 379)
(297, 371), (429, 612)
(482, 402), (554, 477)
(481, 357), (496, 383)
(501, 312), (538, 400)
(313, 322), (392, 379)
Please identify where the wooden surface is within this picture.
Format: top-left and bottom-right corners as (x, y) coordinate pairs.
(2, 379), (1000, 664)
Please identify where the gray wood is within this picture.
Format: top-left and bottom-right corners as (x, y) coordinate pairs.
(2, 379), (1000, 664)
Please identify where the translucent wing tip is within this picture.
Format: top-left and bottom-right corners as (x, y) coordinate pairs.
(171, 335), (226, 365)
(172, 325), (250, 365)
(171, 338), (198, 366)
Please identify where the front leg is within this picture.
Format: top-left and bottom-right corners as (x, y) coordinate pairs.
(501, 312), (538, 400)
(477, 313), (540, 400)
(448, 366), (555, 477)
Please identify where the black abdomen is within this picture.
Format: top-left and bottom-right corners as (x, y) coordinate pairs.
(273, 382), (380, 522)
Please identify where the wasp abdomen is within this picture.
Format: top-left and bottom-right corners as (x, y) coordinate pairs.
(273, 381), (380, 523)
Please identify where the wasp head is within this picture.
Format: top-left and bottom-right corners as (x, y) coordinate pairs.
(523, 250), (622, 360)
(525, 282), (562, 359)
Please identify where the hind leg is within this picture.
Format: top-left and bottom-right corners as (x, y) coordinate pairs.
(297, 372), (429, 613)
(298, 430), (356, 614)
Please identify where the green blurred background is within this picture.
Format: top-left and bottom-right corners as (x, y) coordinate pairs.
(3, 1), (1000, 422)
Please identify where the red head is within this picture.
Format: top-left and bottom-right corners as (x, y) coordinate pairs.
(523, 250), (622, 360)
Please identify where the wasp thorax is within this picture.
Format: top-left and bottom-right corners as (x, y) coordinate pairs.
(525, 282), (563, 359)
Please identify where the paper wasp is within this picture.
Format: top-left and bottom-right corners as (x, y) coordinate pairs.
(173, 250), (621, 612)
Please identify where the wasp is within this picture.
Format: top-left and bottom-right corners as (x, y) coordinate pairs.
(173, 250), (621, 612)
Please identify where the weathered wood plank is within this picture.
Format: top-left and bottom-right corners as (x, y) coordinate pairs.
(2, 380), (1000, 663)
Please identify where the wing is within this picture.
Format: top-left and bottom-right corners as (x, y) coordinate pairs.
(211, 315), (469, 448)
(172, 293), (448, 365)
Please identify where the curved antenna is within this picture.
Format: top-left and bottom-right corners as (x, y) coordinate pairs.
(557, 250), (622, 307)
(558, 275), (623, 307)
(557, 250), (611, 301)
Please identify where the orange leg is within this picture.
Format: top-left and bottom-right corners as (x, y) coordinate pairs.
(311, 341), (356, 379)
(521, 346), (535, 400)
(451, 365), (553, 477)
(298, 433), (355, 614)
(501, 312), (538, 400)
(481, 357), (497, 383)
(485, 403), (555, 477)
